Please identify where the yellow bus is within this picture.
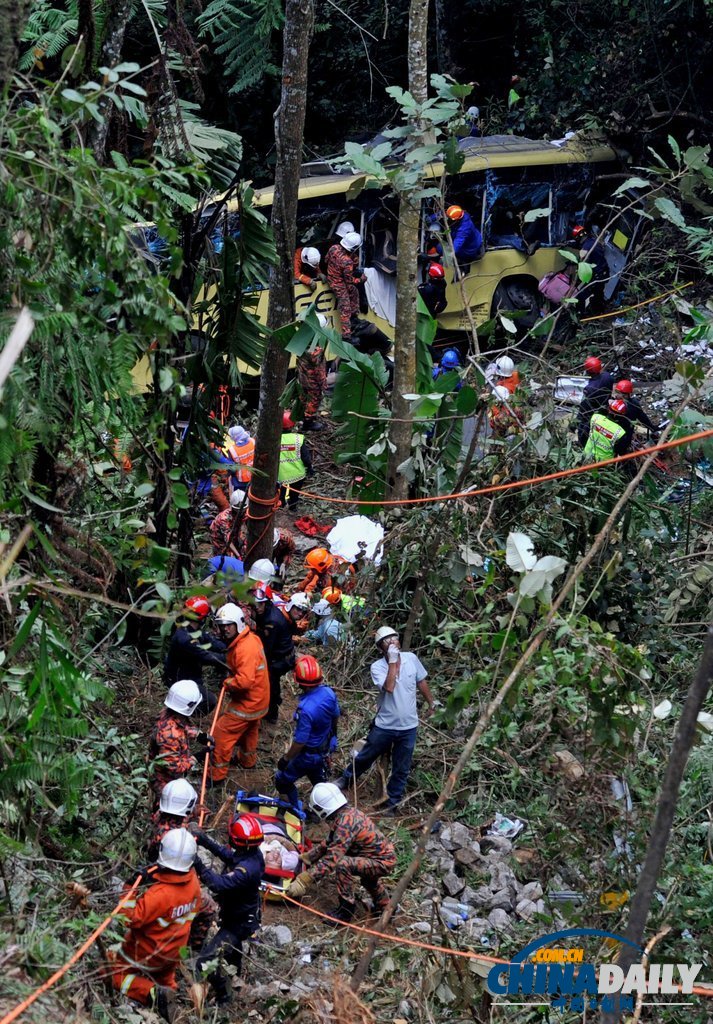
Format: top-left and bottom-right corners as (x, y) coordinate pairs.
(133, 133), (641, 386)
(213, 133), (639, 331)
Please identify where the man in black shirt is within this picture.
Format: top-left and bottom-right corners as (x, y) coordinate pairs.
(164, 597), (226, 713)
(254, 590), (308, 722)
(418, 262), (447, 317)
(577, 355), (615, 447)
(613, 380), (658, 433)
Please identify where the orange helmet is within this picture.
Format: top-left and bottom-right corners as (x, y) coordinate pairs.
(306, 548), (333, 573)
(609, 398), (627, 415)
(321, 586), (343, 604)
(185, 596), (210, 619)
(446, 205), (464, 221)
(228, 813), (264, 848)
(294, 655), (323, 687)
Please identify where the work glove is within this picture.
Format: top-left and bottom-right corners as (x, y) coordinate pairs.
(194, 856), (207, 880)
(308, 280), (317, 292)
(387, 646), (400, 664)
(196, 732), (216, 752)
(287, 871), (313, 899)
(277, 756), (289, 772)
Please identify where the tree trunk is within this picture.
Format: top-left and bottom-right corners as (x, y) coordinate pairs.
(0, 0), (31, 94)
(385, 0), (429, 499)
(433, 0), (455, 76)
(600, 623), (713, 1023)
(244, 0), (314, 567)
(87, 0), (133, 163)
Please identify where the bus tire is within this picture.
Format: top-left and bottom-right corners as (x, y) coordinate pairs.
(491, 279), (540, 333)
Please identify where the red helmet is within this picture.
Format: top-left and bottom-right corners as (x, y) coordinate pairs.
(294, 655), (323, 686)
(609, 398), (627, 415)
(614, 380), (633, 395)
(185, 596), (210, 619)
(228, 813), (264, 848)
(306, 548), (333, 573)
(446, 205), (464, 221)
(572, 224), (586, 240)
(282, 410), (295, 430)
(584, 356), (602, 374)
(427, 263), (445, 279)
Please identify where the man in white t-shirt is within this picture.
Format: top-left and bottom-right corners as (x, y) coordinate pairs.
(335, 625), (435, 817)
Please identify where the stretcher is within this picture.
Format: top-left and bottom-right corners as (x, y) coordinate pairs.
(235, 791), (306, 901)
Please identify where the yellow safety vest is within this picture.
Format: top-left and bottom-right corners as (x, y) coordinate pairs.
(584, 414), (626, 462)
(278, 433), (306, 484)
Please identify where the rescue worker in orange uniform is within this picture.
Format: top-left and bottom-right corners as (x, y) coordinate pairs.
(209, 604), (270, 784)
(293, 245), (326, 290)
(297, 313), (329, 431)
(107, 829), (203, 1021)
(226, 425), (254, 491)
(326, 231), (365, 339)
(298, 548), (335, 594)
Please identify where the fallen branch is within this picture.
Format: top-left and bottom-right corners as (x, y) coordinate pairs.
(0, 308), (34, 392)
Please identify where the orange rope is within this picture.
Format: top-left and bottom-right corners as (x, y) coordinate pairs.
(581, 281), (693, 323)
(288, 428), (713, 507)
(0, 877), (141, 1024)
(272, 889), (713, 998)
(198, 683), (227, 828)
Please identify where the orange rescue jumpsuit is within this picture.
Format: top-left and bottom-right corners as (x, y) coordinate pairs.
(210, 627), (270, 780)
(107, 866), (203, 1004)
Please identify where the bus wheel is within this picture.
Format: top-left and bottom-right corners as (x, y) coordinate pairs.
(491, 280), (540, 333)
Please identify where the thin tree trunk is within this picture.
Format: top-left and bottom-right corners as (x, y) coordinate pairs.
(87, 0), (132, 163)
(433, 0), (455, 75)
(244, 0), (314, 567)
(0, 0), (31, 94)
(385, 0), (429, 499)
(600, 624), (713, 1024)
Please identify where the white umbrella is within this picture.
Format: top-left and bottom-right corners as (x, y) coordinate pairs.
(327, 515), (385, 566)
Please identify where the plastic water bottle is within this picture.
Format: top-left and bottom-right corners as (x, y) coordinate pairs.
(442, 898), (470, 919)
(439, 908), (462, 930)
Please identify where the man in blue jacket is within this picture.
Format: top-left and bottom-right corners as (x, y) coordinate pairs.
(446, 205), (483, 266)
(274, 655), (340, 810)
(193, 814), (265, 1007)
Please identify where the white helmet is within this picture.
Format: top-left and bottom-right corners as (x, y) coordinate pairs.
(157, 828), (197, 872)
(495, 356), (515, 377)
(159, 779), (198, 817)
(301, 246), (321, 267)
(493, 385), (511, 401)
(341, 231), (362, 252)
(216, 603), (246, 630)
(309, 782), (347, 820)
(374, 625), (398, 647)
(165, 679), (202, 716)
(230, 489), (247, 509)
(286, 591), (311, 613)
(317, 313), (328, 329)
(467, 105), (480, 119)
(252, 586), (269, 604)
(247, 558), (274, 584)
(335, 220), (355, 238)
(312, 599), (332, 617)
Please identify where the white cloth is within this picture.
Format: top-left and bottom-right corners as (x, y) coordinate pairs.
(370, 652), (428, 730)
(363, 267), (397, 327)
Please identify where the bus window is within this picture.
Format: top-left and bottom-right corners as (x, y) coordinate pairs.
(484, 172), (551, 249)
(444, 171), (486, 234)
(364, 196), (399, 275)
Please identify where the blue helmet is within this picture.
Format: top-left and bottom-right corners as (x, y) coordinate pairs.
(441, 349), (461, 370)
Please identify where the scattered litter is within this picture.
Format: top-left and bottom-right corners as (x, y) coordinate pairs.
(653, 699), (673, 719)
(554, 375), (587, 404)
(611, 779), (633, 812)
(487, 813), (526, 840)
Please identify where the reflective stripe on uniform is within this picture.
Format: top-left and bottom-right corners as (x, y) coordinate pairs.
(226, 705), (268, 721)
(120, 974), (137, 994)
(278, 433), (306, 484)
(157, 917), (171, 928)
(584, 414), (625, 462)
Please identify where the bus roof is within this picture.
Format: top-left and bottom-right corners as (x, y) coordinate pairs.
(221, 133), (618, 211)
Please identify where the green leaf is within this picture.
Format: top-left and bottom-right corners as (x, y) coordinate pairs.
(653, 196), (686, 229)
(577, 261), (593, 284)
(668, 135), (681, 165)
(155, 581), (172, 602)
(455, 386), (478, 416)
(134, 482), (155, 498)
(612, 176), (651, 195)
(159, 366), (174, 392)
(558, 249), (579, 263)
(683, 145), (710, 171)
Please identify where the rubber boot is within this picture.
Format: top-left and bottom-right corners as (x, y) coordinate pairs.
(332, 898), (357, 922)
(154, 986), (177, 1023)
